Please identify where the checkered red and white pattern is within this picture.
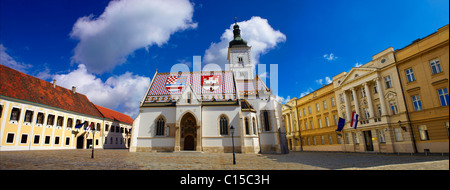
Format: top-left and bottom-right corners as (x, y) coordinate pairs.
(145, 71), (237, 103)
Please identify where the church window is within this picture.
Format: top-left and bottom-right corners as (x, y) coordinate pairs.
(238, 57), (243, 64)
(245, 117), (250, 135)
(156, 117), (165, 136)
(219, 115), (228, 135)
(252, 117), (257, 135)
(262, 110), (271, 131)
(187, 92), (191, 104)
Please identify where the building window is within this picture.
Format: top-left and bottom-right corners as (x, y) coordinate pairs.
(105, 124), (109, 131)
(24, 110), (33, 123)
(310, 121), (314, 129)
(333, 115), (338, 126)
(337, 134), (342, 144)
(373, 84), (378, 94)
(57, 116), (64, 127)
(394, 128), (403, 142)
(10, 107), (21, 122)
(238, 57), (243, 64)
(252, 117), (257, 135)
(262, 110), (271, 131)
(44, 136), (51, 145)
(412, 95), (423, 111)
(316, 103), (320, 111)
(405, 68), (416, 83)
(339, 94), (344, 103)
(323, 100), (327, 109)
(353, 133), (359, 144)
(378, 130), (386, 143)
(20, 134), (28, 144)
(318, 118), (322, 128)
(304, 122), (308, 130)
(308, 106), (312, 114)
(47, 114), (55, 126)
(36, 113), (44, 125)
(67, 118), (73, 128)
(384, 75), (392, 89)
(219, 115), (228, 135)
(54, 136), (60, 145)
(65, 137), (70, 146)
(429, 58), (442, 75)
(328, 135), (333, 145)
(418, 125), (429, 141)
(438, 88), (449, 106)
(155, 117), (165, 136)
(6, 133), (14, 144)
(321, 136), (325, 145)
(360, 87), (366, 97)
(390, 102), (399, 115)
(325, 117), (330, 127)
(33, 135), (40, 144)
(331, 97), (336, 106)
(303, 108), (306, 116)
(345, 133), (350, 144)
(245, 117), (250, 135)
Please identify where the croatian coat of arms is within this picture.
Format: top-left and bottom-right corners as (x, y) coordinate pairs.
(201, 75), (221, 92)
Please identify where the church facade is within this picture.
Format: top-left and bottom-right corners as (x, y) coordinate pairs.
(130, 20), (288, 153)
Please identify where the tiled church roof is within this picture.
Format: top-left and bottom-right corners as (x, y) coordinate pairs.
(143, 71), (237, 103)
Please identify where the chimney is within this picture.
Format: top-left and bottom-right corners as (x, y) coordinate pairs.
(72, 86), (76, 94)
(52, 79), (56, 88)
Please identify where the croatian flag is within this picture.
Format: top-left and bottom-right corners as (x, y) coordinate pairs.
(85, 122), (93, 131)
(350, 112), (359, 129)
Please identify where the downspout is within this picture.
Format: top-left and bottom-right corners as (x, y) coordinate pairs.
(393, 52), (418, 153)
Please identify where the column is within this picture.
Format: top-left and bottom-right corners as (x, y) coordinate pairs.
(364, 82), (375, 119)
(174, 124), (181, 151)
(351, 88), (360, 116)
(375, 77), (387, 116)
(343, 90), (352, 121)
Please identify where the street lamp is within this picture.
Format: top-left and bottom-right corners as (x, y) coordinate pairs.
(230, 125), (236, 165)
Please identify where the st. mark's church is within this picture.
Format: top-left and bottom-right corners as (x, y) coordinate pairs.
(130, 20), (288, 153)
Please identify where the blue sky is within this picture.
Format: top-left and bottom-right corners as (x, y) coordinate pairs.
(1, 0), (449, 118)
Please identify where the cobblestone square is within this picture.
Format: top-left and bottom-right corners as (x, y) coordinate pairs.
(0, 149), (448, 170)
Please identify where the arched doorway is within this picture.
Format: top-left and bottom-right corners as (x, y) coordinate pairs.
(180, 112), (198, 151)
(184, 135), (195, 150)
(76, 135), (84, 149)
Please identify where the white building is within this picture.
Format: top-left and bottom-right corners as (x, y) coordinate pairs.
(130, 21), (288, 153)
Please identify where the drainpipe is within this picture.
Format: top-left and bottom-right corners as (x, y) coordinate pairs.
(393, 53), (418, 154)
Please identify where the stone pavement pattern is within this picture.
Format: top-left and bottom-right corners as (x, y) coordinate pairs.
(0, 149), (448, 170)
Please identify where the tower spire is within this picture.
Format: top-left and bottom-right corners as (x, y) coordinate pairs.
(229, 17), (248, 48)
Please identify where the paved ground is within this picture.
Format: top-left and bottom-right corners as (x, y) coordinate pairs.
(0, 149), (448, 170)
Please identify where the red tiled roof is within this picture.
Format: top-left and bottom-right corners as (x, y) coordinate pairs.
(0, 65), (103, 118)
(94, 104), (133, 125)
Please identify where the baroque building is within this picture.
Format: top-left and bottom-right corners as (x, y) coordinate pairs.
(395, 24), (449, 153)
(283, 24), (449, 154)
(130, 20), (288, 153)
(0, 65), (132, 151)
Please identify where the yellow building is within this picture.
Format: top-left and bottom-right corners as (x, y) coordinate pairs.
(395, 24), (449, 154)
(333, 47), (413, 153)
(0, 65), (132, 151)
(283, 84), (341, 152)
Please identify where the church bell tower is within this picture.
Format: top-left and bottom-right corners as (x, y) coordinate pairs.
(228, 18), (254, 80)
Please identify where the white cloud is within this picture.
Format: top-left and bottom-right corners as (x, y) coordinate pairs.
(355, 62), (363, 67)
(300, 88), (314, 98)
(203, 16), (286, 68)
(315, 76), (332, 85)
(52, 64), (150, 118)
(70, 0), (197, 74)
(275, 95), (291, 105)
(0, 44), (32, 73)
(323, 53), (338, 61)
